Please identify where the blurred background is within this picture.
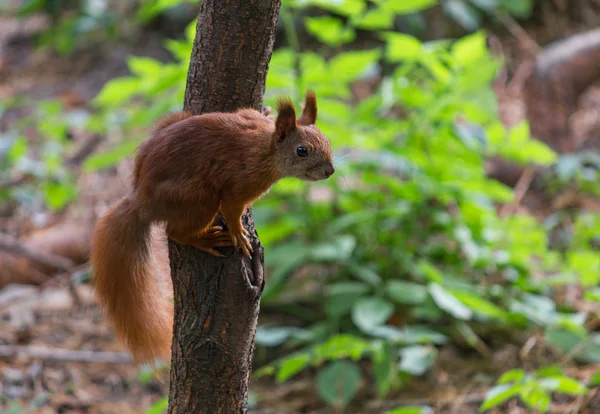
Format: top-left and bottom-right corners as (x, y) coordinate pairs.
(1, 0), (600, 413)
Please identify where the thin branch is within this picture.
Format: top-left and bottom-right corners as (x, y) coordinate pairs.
(494, 10), (541, 56)
(0, 232), (75, 271)
(0, 345), (132, 364)
(40, 262), (90, 306)
(65, 134), (104, 166)
(0, 175), (29, 190)
(499, 166), (537, 217)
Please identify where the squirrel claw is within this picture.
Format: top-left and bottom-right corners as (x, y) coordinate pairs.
(200, 226), (226, 239)
(239, 241), (252, 258)
(240, 234), (253, 257)
(230, 231), (253, 258)
(205, 226), (223, 233)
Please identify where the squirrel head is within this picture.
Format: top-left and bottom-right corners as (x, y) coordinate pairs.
(272, 91), (335, 181)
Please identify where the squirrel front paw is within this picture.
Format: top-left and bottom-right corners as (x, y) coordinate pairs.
(230, 228), (253, 258)
(192, 226), (234, 257)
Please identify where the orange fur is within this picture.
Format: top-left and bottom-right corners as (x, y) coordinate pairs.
(91, 91), (335, 363)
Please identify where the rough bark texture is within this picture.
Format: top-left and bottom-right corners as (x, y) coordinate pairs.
(167, 1), (281, 413)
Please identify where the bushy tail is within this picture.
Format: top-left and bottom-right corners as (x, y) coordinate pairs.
(91, 196), (172, 363)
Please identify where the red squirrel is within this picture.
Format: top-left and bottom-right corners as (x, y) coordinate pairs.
(91, 91), (334, 363)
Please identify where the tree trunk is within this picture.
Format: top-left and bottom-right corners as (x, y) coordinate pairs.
(167, 1), (281, 413)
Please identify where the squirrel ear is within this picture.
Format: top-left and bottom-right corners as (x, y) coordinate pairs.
(298, 90), (317, 126)
(274, 97), (297, 141)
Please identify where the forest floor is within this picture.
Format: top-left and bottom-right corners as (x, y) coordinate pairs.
(1, 5), (600, 414)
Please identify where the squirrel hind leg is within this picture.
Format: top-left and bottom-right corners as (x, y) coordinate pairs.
(166, 222), (233, 257)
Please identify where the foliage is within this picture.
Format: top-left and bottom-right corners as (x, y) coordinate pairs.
(0, 98), (80, 211)
(1, 0), (599, 411)
(144, 397), (168, 414)
(8, 0), (121, 55)
(480, 366), (588, 412)
(442, 0), (534, 31)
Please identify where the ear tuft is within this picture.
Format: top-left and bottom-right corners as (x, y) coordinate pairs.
(275, 96), (297, 141)
(298, 90), (317, 126)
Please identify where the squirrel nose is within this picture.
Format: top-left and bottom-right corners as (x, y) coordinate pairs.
(325, 165), (335, 178)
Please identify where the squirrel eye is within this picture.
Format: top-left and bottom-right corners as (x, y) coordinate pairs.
(296, 146), (308, 157)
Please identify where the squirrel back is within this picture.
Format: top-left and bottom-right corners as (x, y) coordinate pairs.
(153, 111), (194, 133)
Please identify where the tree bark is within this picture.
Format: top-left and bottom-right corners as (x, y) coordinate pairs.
(167, 1), (281, 413)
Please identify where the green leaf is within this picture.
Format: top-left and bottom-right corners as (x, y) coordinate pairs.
(567, 251), (600, 287)
(498, 369), (526, 384)
(499, 0), (533, 18)
(444, 0), (481, 30)
(372, 343), (395, 397)
(352, 297), (394, 333)
(369, 325), (448, 345)
(428, 283), (472, 320)
(522, 140), (557, 165)
(328, 49), (381, 84)
(316, 360), (361, 407)
(347, 263), (382, 286)
(535, 365), (563, 378)
(398, 345), (437, 376)
(415, 260), (443, 283)
(385, 33), (422, 62)
(307, 0), (366, 17)
(452, 31), (487, 66)
(127, 56), (163, 77)
(94, 77), (140, 107)
(589, 371), (600, 387)
(144, 396), (168, 414)
(520, 383), (550, 412)
(329, 282), (371, 297)
(310, 235), (356, 261)
(450, 290), (507, 320)
(538, 377), (588, 395)
(455, 321), (484, 349)
(43, 181), (77, 211)
(277, 353), (311, 383)
(480, 383), (521, 411)
(305, 16), (355, 47)
(8, 136), (28, 161)
(353, 7), (395, 30)
(83, 140), (140, 172)
(327, 289), (367, 319)
(17, 0), (45, 16)
(386, 280), (427, 305)
(256, 326), (305, 347)
(376, 0), (437, 13)
(136, 0), (188, 21)
(257, 217), (300, 247)
(262, 242), (311, 301)
(313, 335), (373, 362)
